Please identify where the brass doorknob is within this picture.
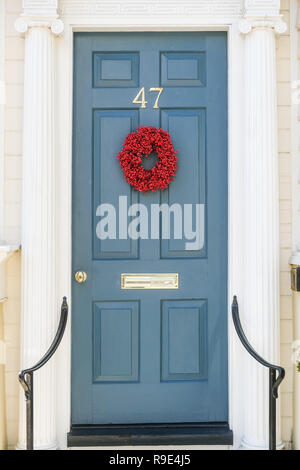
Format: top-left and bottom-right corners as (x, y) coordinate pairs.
(75, 271), (87, 283)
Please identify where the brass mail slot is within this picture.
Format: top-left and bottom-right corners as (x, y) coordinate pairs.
(121, 273), (179, 289)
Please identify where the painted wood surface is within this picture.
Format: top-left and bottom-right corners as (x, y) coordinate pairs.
(72, 32), (228, 424)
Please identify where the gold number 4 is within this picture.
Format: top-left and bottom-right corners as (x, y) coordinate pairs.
(132, 87), (148, 108)
(132, 87), (163, 109)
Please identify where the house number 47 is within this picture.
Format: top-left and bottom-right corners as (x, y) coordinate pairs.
(132, 87), (163, 109)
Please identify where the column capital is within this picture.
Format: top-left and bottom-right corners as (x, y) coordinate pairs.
(14, 16), (64, 36)
(239, 17), (287, 34)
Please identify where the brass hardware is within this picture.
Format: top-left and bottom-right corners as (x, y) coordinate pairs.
(121, 273), (178, 289)
(149, 87), (163, 109)
(132, 87), (163, 109)
(291, 266), (300, 292)
(132, 87), (147, 108)
(75, 271), (87, 284)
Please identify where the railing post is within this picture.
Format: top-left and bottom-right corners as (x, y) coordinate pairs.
(232, 296), (285, 450)
(26, 372), (33, 450)
(18, 298), (68, 450)
(269, 369), (276, 451)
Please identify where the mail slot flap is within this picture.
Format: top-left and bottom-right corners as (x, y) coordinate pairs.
(121, 273), (179, 289)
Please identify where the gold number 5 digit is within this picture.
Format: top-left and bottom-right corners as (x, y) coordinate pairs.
(149, 87), (163, 109)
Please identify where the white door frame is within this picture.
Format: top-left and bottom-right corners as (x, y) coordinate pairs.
(55, 19), (244, 450)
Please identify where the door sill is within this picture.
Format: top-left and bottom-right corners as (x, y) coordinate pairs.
(67, 422), (233, 447)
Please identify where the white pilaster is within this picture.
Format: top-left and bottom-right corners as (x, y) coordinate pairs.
(239, 12), (286, 450)
(15, 4), (64, 450)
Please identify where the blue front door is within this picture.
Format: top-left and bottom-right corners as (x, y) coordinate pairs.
(72, 32), (228, 424)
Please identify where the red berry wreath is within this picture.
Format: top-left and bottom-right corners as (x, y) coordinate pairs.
(117, 126), (178, 192)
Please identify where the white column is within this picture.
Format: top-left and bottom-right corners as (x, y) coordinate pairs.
(239, 17), (286, 450)
(15, 15), (64, 450)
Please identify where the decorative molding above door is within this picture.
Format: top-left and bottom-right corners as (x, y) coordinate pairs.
(59, 0), (244, 19)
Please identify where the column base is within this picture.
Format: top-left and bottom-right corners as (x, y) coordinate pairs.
(240, 438), (285, 450)
(16, 442), (58, 451)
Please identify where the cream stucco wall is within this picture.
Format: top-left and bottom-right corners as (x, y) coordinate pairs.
(3, 0), (23, 450)
(0, 0), (295, 450)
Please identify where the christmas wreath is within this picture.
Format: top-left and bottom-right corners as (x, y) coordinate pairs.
(117, 126), (178, 192)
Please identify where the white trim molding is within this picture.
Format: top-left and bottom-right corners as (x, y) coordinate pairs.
(22, 0), (60, 17)
(59, 0), (244, 20)
(15, 0), (287, 450)
(243, 0), (282, 17)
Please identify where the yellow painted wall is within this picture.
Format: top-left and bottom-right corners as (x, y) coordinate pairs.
(0, 302), (7, 450)
(3, 0), (22, 450)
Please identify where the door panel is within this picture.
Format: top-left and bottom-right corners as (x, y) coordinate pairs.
(93, 109), (139, 259)
(160, 51), (206, 87)
(161, 300), (207, 381)
(93, 301), (139, 383)
(72, 32), (228, 425)
(160, 108), (206, 258)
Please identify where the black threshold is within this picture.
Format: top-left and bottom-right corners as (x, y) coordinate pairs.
(67, 422), (233, 447)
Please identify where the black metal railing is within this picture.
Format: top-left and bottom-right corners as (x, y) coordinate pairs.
(231, 296), (285, 450)
(19, 297), (68, 450)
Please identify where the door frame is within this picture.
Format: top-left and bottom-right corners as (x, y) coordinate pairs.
(55, 16), (245, 450)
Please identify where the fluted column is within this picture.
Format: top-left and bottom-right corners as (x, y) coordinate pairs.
(239, 17), (286, 450)
(15, 16), (64, 450)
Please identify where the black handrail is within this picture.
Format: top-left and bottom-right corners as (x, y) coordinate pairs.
(231, 296), (285, 450)
(19, 297), (68, 450)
